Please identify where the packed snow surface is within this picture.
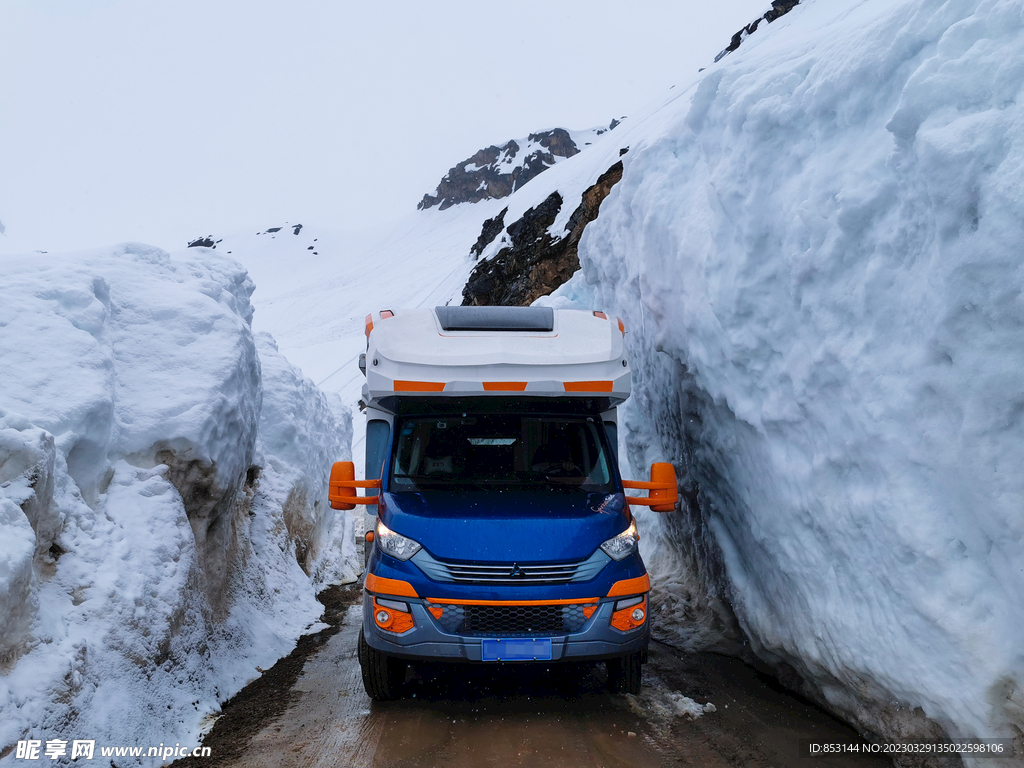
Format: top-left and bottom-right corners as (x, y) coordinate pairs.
(0, 245), (355, 761)
(540, 0), (1024, 752)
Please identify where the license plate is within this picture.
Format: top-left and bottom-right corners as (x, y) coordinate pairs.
(481, 638), (552, 662)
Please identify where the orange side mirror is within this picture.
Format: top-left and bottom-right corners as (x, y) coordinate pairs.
(648, 462), (677, 512)
(623, 462), (678, 512)
(328, 461), (381, 510)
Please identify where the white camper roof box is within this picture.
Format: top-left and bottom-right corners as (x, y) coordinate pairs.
(360, 306), (631, 410)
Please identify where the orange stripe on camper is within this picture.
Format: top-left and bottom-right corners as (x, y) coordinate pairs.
(482, 382), (528, 391)
(393, 380), (446, 392)
(380, 310), (394, 319)
(364, 573), (419, 598)
(563, 381), (614, 393)
(364, 314), (374, 338)
(593, 311), (608, 319)
(426, 597), (598, 607)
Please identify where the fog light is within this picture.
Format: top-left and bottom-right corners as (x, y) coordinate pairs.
(371, 597), (415, 633)
(610, 595), (648, 632)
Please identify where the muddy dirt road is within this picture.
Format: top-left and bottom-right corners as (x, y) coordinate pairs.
(175, 585), (890, 768)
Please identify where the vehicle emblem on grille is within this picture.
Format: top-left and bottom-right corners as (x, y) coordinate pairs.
(509, 563), (524, 578)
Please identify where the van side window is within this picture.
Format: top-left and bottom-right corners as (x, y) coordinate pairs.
(604, 422), (618, 463)
(366, 420), (391, 481)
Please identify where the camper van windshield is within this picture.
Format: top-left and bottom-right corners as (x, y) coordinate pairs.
(389, 414), (616, 493)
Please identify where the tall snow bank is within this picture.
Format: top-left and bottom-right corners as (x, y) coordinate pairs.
(0, 244), (355, 760)
(253, 332), (357, 588)
(549, 0), (1024, 756)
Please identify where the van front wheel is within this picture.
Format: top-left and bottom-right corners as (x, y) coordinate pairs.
(358, 628), (405, 701)
(606, 651), (642, 694)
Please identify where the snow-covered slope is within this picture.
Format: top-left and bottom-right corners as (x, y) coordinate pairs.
(0, 245), (355, 760)
(540, 0), (1024, 755)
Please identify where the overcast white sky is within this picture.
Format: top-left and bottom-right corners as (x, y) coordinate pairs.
(0, 0), (768, 254)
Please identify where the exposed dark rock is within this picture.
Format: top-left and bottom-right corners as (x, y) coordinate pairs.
(245, 465), (261, 487)
(155, 446), (251, 616)
(715, 0), (800, 62)
(265, 227), (282, 234)
(188, 236), (222, 249)
(507, 193), (562, 248)
(596, 117), (624, 136)
(418, 128), (581, 211)
(462, 160), (624, 307)
(47, 541), (65, 561)
(470, 207), (508, 259)
(292, 224), (303, 235)
(765, 0), (800, 22)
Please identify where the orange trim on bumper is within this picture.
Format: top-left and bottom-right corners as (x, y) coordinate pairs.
(606, 574), (650, 597)
(365, 573), (419, 598)
(610, 595), (647, 632)
(372, 597), (414, 634)
(425, 597), (598, 607)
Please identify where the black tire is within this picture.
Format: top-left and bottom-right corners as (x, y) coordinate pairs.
(358, 627), (405, 701)
(607, 651), (643, 695)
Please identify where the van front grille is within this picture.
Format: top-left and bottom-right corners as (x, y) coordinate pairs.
(432, 603), (594, 636)
(443, 561), (580, 584)
(410, 548), (610, 585)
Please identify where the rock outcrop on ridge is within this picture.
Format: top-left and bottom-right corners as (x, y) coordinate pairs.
(418, 123), (622, 211)
(715, 0), (801, 62)
(462, 159), (624, 307)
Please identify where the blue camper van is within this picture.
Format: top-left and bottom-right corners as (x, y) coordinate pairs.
(328, 306), (677, 700)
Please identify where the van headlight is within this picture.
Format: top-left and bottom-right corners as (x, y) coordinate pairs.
(600, 520), (639, 560)
(375, 519), (422, 561)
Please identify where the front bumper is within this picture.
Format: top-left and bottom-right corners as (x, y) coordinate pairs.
(361, 593), (650, 663)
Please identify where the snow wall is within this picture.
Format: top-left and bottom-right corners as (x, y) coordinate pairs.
(544, 0), (1024, 759)
(0, 244), (357, 759)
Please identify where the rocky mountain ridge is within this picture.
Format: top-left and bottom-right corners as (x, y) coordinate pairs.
(418, 122), (623, 211)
